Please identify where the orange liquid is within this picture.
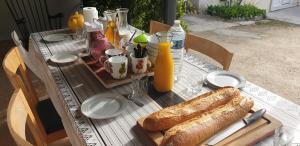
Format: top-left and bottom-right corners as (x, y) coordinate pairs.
(105, 21), (116, 44)
(154, 42), (174, 92)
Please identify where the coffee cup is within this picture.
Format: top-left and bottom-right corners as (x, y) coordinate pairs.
(105, 48), (123, 58)
(104, 56), (128, 79)
(130, 53), (148, 74)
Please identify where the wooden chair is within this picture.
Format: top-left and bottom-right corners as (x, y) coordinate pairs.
(7, 88), (34, 146)
(3, 47), (67, 146)
(149, 20), (233, 70)
(149, 20), (171, 34)
(185, 33), (233, 70)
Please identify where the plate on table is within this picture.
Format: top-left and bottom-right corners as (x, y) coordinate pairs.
(50, 53), (78, 64)
(81, 93), (128, 119)
(43, 33), (71, 42)
(206, 71), (246, 89)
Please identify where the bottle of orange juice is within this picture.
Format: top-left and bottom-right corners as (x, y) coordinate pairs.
(154, 42), (174, 92)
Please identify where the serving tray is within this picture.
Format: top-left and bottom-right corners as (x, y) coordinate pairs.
(136, 109), (282, 146)
(80, 55), (154, 88)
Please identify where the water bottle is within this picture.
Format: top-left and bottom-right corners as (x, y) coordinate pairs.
(168, 20), (185, 82)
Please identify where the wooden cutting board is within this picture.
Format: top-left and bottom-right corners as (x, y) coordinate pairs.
(136, 110), (281, 146)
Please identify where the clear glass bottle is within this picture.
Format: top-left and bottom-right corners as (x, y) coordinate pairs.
(154, 42), (174, 92)
(103, 10), (117, 44)
(116, 8), (130, 38)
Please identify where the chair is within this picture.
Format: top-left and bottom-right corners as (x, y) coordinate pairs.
(185, 33), (233, 70)
(11, 31), (44, 81)
(3, 47), (67, 146)
(7, 89), (34, 146)
(149, 20), (233, 70)
(149, 20), (171, 34)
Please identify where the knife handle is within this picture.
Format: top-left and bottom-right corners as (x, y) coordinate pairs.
(243, 109), (266, 125)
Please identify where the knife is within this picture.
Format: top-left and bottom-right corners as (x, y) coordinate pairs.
(206, 109), (266, 145)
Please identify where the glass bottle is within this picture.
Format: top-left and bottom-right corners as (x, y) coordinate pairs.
(154, 39), (174, 92)
(116, 8), (130, 39)
(103, 10), (117, 44)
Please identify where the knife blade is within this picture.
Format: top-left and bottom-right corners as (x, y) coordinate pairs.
(206, 109), (266, 145)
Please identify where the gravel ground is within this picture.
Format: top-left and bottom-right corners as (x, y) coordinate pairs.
(188, 19), (300, 105)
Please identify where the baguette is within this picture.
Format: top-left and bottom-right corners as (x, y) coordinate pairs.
(161, 96), (254, 146)
(143, 87), (240, 131)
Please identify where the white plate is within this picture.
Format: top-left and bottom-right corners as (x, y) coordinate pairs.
(50, 53), (78, 64)
(43, 34), (71, 42)
(206, 71), (246, 88)
(81, 93), (128, 119)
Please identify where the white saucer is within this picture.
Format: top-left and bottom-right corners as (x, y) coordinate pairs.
(206, 71), (246, 89)
(43, 34), (71, 42)
(81, 93), (128, 119)
(50, 53), (78, 64)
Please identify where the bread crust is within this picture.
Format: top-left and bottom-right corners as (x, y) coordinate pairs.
(161, 96), (254, 146)
(143, 87), (240, 131)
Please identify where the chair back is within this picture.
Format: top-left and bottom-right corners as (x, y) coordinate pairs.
(148, 21), (233, 70)
(3, 47), (47, 145)
(185, 33), (233, 70)
(12, 31), (25, 50)
(7, 89), (34, 146)
(149, 20), (171, 34)
(3, 47), (38, 105)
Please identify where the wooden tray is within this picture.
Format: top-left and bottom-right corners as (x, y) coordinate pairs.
(80, 55), (154, 88)
(136, 110), (282, 146)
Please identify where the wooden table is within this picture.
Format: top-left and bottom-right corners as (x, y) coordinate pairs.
(25, 29), (300, 146)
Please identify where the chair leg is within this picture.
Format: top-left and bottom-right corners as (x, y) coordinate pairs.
(26, 117), (47, 146)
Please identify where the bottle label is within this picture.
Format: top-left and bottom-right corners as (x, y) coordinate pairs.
(171, 40), (184, 49)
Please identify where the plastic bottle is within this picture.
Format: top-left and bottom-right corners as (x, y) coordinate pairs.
(168, 20), (185, 82)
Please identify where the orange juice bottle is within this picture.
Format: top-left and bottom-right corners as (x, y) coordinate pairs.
(154, 42), (174, 92)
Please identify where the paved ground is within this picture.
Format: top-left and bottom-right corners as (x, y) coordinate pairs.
(183, 15), (300, 105)
(268, 6), (300, 25)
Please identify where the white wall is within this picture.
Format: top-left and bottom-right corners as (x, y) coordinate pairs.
(192, 0), (221, 13)
(0, 0), (80, 40)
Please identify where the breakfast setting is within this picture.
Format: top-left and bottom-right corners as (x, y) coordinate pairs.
(3, 2), (299, 146)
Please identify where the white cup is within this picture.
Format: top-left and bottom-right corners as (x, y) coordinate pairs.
(130, 53), (148, 74)
(105, 48), (123, 58)
(104, 56), (128, 79)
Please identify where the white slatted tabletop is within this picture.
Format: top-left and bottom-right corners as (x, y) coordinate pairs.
(28, 29), (300, 146)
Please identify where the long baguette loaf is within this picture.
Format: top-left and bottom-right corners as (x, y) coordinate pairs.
(161, 96), (254, 146)
(143, 87), (240, 131)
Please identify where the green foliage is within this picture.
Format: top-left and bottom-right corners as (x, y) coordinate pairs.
(83, 0), (190, 32)
(207, 4), (266, 20)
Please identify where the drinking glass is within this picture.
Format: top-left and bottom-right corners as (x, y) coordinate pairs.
(130, 74), (149, 99)
(273, 126), (300, 146)
(187, 72), (205, 95)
